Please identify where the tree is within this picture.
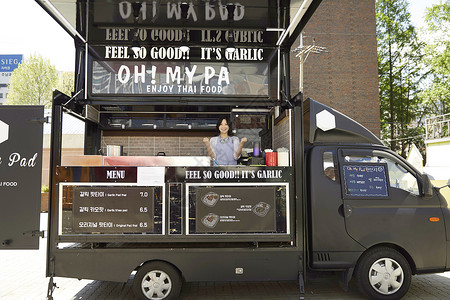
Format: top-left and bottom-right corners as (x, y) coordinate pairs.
(6, 54), (58, 108)
(57, 71), (75, 97)
(376, 0), (425, 157)
(421, 0), (450, 115)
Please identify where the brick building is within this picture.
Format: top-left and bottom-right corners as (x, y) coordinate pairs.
(290, 0), (380, 136)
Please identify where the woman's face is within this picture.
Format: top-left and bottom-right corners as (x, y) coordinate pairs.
(219, 119), (229, 135)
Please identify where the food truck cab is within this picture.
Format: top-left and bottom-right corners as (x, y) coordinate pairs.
(1, 1), (450, 300)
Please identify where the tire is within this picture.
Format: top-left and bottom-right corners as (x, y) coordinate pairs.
(355, 247), (411, 300)
(132, 261), (182, 300)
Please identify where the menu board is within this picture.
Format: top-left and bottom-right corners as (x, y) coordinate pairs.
(342, 164), (389, 198)
(194, 186), (276, 233)
(73, 186), (154, 233)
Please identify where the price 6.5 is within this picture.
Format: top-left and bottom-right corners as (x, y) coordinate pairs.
(139, 206), (148, 213)
(140, 222), (148, 228)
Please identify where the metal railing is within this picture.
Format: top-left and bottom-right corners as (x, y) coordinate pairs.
(425, 113), (450, 140)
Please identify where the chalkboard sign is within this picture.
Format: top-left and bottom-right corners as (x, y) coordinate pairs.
(342, 164), (389, 198)
(72, 186), (154, 234)
(194, 186), (276, 233)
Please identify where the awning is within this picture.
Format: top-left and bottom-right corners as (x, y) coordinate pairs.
(35, 0), (322, 48)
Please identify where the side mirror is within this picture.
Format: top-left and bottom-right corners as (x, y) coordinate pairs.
(436, 178), (450, 190)
(421, 174), (433, 198)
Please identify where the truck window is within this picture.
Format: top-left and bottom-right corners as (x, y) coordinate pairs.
(323, 151), (337, 181)
(344, 155), (419, 195)
(383, 158), (419, 195)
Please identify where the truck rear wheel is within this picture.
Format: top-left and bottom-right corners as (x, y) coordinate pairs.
(132, 261), (182, 300)
(355, 247), (411, 300)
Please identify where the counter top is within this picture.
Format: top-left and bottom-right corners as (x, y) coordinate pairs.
(103, 156), (211, 167)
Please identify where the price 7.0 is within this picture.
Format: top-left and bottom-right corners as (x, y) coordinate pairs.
(140, 191), (149, 197)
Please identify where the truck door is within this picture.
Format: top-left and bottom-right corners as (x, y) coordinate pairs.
(307, 146), (365, 269)
(0, 106), (44, 249)
(339, 148), (447, 270)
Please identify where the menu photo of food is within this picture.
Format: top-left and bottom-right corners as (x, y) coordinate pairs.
(201, 213), (219, 228)
(252, 202), (271, 217)
(201, 192), (220, 207)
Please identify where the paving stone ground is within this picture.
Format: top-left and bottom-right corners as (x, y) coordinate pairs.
(1, 214), (450, 300)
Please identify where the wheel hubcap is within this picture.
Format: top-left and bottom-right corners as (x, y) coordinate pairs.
(369, 258), (404, 295)
(141, 270), (172, 299)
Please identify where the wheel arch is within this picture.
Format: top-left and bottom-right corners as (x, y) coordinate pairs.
(133, 259), (183, 279)
(356, 243), (417, 275)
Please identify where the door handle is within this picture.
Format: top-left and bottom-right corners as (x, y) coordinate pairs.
(344, 204), (353, 218)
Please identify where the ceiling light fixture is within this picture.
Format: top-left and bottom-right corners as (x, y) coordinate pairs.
(225, 4), (236, 54)
(180, 2), (190, 53)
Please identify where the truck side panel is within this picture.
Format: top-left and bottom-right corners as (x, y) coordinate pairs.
(51, 248), (301, 282)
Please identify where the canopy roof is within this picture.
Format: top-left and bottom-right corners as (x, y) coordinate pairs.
(35, 0), (322, 48)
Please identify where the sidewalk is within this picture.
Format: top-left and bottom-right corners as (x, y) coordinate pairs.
(1, 213), (450, 299)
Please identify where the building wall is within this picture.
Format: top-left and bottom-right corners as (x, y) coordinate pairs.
(0, 86), (7, 104)
(290, 0), (380, 136)
(273, 112), (291, 151)
(102, 133), (210, 157)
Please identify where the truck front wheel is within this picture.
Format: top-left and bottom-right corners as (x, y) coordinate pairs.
(132, 261), (182, 300)
(355, 247), (411, 300)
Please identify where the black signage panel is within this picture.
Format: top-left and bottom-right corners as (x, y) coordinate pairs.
(194, 186), (276, 233)
(91, 167), (138, 182)
(89, 27), (278, 47)
(91, 0), (274, 29)
(55, 166), (138, 183)
(0, 106), (43, 249)
(91, 61), (268, 96)
(72, 186), (154, 233)
(167, 166), (292, 183)
(86, 0), (278, 98)
(342, 164), (389, 198)
(91, 45), (274, 62)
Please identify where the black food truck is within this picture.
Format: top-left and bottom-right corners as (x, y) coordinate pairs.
(1, 1), (450, 300)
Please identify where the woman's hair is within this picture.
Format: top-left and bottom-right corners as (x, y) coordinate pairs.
(216, 115), (233, 136)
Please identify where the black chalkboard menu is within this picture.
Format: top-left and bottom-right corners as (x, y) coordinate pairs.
(194, 186), (276, 233)
(73, 186), (154, 234)
(342, 164), (389, 198)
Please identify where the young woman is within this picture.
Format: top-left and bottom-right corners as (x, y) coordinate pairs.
(203, 116), (247, 165)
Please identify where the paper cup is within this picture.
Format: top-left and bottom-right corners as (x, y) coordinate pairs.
(265, 152), (277, 166)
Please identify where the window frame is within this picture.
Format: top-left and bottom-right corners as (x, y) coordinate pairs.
(339, 148), (423, 198)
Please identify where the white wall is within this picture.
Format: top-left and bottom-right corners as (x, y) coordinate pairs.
(424, 138), (450, 180)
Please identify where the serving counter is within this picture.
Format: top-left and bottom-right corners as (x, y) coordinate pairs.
(60, 155), (211, 167)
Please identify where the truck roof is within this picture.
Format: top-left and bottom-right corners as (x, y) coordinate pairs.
(303, 98), (383, 146)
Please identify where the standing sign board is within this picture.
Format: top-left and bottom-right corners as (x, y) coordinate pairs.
(0, 106), (44, 249)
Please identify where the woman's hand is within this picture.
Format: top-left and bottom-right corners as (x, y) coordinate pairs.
(240, 137), (248, 144)
(203, 137), (215, 159)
